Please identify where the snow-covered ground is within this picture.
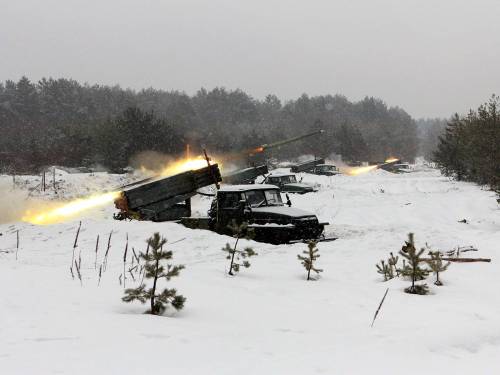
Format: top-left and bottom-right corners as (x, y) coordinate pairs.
(1, 166), (499, 374)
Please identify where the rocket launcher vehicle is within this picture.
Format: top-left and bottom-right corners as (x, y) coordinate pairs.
(114, 164), (222, 222)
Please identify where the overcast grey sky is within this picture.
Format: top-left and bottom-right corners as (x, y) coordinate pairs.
(1, 0), (499, 118)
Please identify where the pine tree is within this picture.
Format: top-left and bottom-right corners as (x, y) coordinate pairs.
(388, 252), (399, 276)
(434, 95), (500, 192)
(222, 221), (257, 276)
(298, 241), (323, 281)
(398, 233), (430, 295)
(122, 233), (186, 315)
(426, 251), (450, 286)
(376, 259), (394, 281)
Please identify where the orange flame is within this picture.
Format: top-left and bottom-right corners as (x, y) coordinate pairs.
(158, 156), (221, 177)
(22, 191), (121, 225)
(22, 155), (222, 225)
(346, 165), (378, 176)
(345, 157), (400, 176)
(248, 146), (264, 155)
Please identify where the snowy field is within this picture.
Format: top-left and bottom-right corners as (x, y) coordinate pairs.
(1, 166), (499, 374)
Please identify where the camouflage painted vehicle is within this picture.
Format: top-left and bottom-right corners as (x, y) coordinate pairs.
(264, 173), (316, 194)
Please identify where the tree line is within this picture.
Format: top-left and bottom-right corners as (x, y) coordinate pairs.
(416, 118), (447, 161)
(434, 95), (499, 193)
(0, 76), (419, 173)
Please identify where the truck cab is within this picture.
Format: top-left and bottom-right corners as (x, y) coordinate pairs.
(393, 163), (411, 173)
(311, 164), (340, 176)
(380, 162), (411, 173)
(264, 173), (316, 194)
(207, 184), (328, 243)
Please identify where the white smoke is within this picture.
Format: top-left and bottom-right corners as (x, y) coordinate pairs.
(0, 180), (31, 224)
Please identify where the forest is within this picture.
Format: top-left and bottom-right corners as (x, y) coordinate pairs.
(434, 96), (500, 193)
(0, 77), (418, 172)
(1, 77), (498, 193)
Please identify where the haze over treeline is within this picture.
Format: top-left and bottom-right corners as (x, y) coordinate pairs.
(3, 1), (500, 119)
(0, 77), (420, 172)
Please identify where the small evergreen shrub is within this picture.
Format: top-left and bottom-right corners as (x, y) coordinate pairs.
(222, 221), (257, 276)
(122, 233), (186, 315)
(398, 233), (430, 295)
(298, 241), (323, 281)
(426, 251), (450, 286)
(376, 259), (394, 281)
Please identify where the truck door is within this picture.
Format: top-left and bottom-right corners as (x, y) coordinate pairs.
(218, 192), (243, 230)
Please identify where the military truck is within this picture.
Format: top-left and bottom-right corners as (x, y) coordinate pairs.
(114, 164), (222, 221)
(222, 165), (268, 185)
(378, 159), (411, 173)
(291, 158), (325, 173)
(391, 163), (411, 173)
(112, 162), (333, 244)
(181, 184), (333, 244)
(380, 163), (412, 173)
(264, 172), (316, 194)
(310, 164), (341, 176)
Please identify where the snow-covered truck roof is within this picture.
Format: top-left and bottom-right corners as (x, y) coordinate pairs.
(267, 173), (295, 178)
(219, 184), (279, 192)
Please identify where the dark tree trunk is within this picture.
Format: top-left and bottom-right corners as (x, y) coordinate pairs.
(228, 236), (240, 275)
(411, 262), (416, 292)
(434, 272), (442, 286)
(150, 258), (159, 314)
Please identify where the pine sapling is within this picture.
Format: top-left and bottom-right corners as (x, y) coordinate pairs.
(388, 252), (399, 276)
(298, 241), (323, 281)
(376, 259), (394, 281)
(426, 251), (450, 286)
(398, 233), (430, 295)
(222, 221), (257, 276)
(122, 233), (186, 315)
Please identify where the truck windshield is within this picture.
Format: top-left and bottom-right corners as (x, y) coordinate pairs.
(244, 189), (283, 207)
(264, 190), (283, 205)
(245, 190), (266, 207)
(282, 175), (297, 183)
(319, 165), (336, 172)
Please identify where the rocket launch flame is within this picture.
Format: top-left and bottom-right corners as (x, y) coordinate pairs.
(346, 165), (379, 176)
(22, 191), (121, 225)
(158, 156), (220, 177)
(21, 155), (221, 225)
(345, 157), (400, 176)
